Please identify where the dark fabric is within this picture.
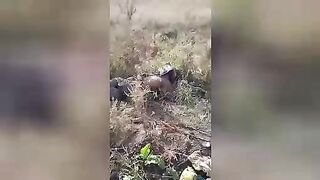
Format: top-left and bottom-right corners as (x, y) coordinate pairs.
(109, 78), (133, 102)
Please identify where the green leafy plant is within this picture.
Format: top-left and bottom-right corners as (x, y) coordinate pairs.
(117, 143), (174, 179)
(139, 143), (151, 159)
(139, 143), (165, 169)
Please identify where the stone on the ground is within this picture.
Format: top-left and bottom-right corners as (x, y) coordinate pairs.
(179, 166), (197, 180)
(188, 150), (211, 177)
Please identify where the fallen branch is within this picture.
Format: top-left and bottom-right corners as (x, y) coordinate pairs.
(175, 122), (211, 137)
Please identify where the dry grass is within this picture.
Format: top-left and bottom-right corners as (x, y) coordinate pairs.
(109, 0), (211, 179)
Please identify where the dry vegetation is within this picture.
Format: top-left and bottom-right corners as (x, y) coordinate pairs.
(110, 0), (211, 179)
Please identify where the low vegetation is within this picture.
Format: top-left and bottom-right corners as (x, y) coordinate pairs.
(110, 0), (211, 179)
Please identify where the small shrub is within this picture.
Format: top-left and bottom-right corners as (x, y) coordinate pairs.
(176, 80), (197, 108)
(110, 39), (141, 78)
(115, 143), (170, 180)
(110, 101), (136, 145)
(128, 81), (151, 114)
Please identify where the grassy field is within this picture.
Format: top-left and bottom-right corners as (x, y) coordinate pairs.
(110, 0), (211, 179)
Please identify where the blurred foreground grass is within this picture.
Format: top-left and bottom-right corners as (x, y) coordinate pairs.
(214, 0), (320, 179)
(0, 1), (107, 180)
